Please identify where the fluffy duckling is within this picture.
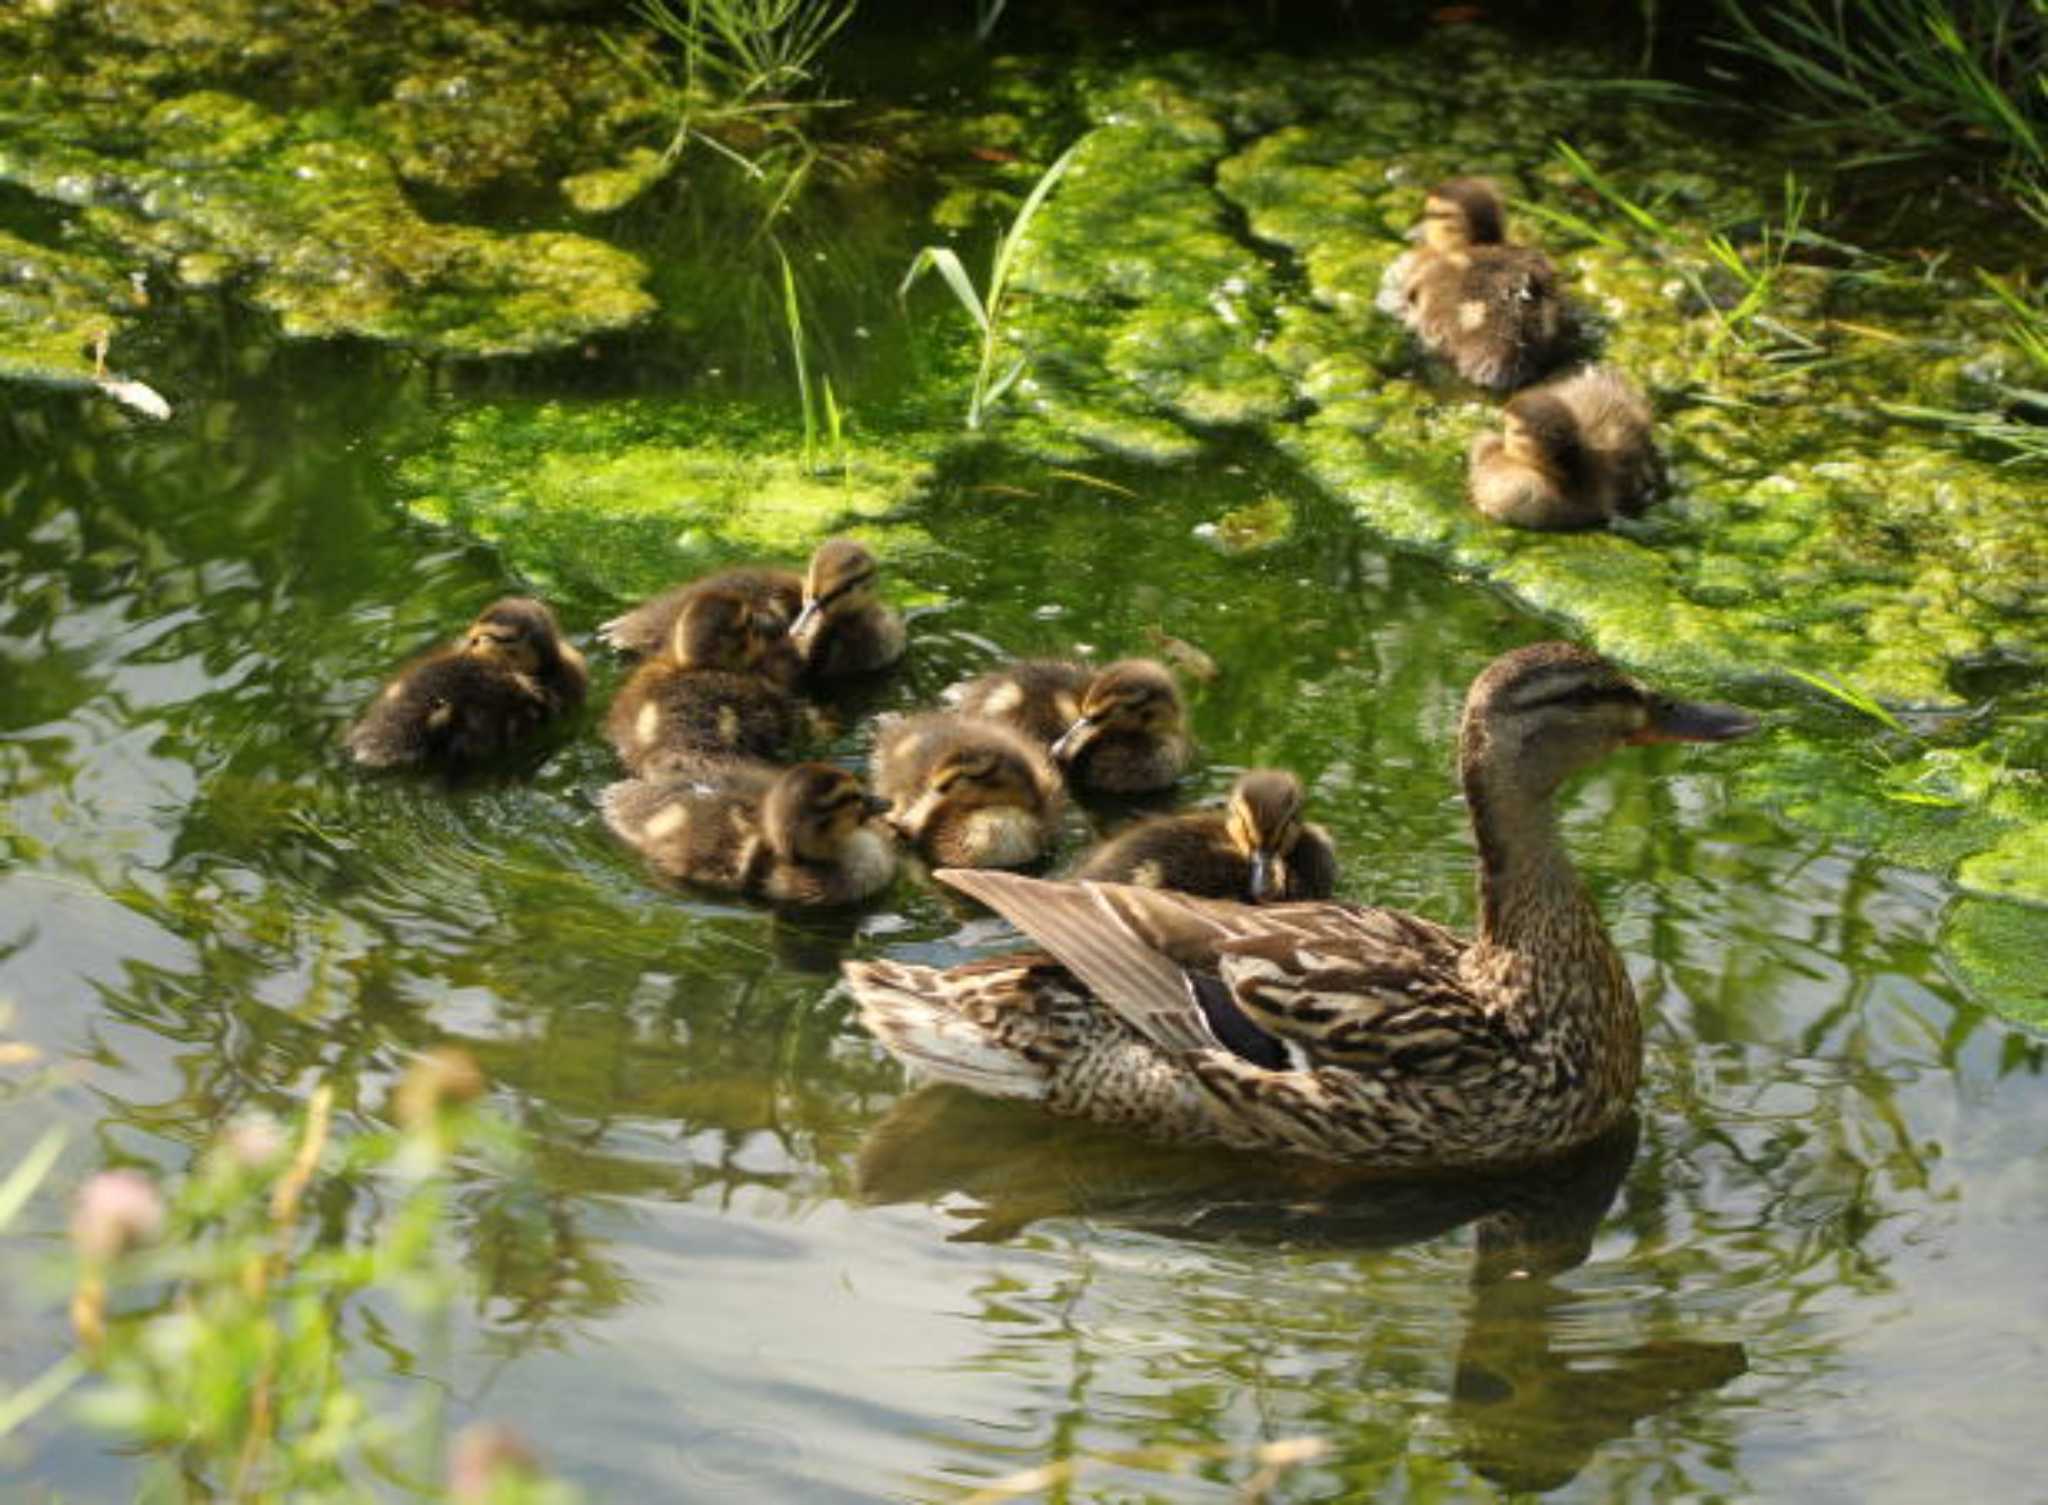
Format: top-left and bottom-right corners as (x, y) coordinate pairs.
(1467, 365), (1660, 531)
(345, 597), (587, 769)
(1382, 177), (1570, 392)
(602, 760), (897, 906)
(1051, 659), (1192, 793)
(952, 658), (1191, 793)
(605, 588), (801, 777)
(597, 565), (804, 687)
(1070, 769), (1337, 901)
(949, 658), (1093, 745)
(789, 537), (907, 679)
(872, 714), (1066, 868)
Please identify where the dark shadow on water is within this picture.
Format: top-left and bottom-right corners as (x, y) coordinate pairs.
(860, 1089), (1746, 1492)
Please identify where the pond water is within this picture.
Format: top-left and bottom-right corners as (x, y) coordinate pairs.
(5, 19), (2048, 1505)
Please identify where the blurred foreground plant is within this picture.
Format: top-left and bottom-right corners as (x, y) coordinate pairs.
(4, 1050), (581, 1504)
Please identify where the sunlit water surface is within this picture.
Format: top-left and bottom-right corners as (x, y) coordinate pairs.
(5, 88), (2048, 1505)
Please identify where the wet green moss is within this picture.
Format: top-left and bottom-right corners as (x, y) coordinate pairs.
(397, 399), (932, 607)
(0, 231), (134, 388)
(1942, 899), (2048, 1030)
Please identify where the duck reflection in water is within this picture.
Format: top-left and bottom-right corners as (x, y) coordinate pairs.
(858, 1092), (1743, 1491)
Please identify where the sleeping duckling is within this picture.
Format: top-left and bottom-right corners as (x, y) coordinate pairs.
(597, 565), (804, 687)
(1467, 365), (1660, 531)
(605, 588), (801, 777)
(1069, 769), (1337, 901)
(1049, 659), (1192, 794)
(872, 714), (1066, 868)
(1383, 177), (1570, 392)
(789, 537), (907, 679)
(601, 760), (897, 906)
(345, 597), (587, 769)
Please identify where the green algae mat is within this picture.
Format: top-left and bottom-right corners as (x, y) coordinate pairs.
(1, 7), (2041, 1021)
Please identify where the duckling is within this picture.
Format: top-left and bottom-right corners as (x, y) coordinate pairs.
(952, 658), (1191, 793)
(949, 658), (1093, 746)
(605, 588), (801, 777)
(597, 565), (804, 688)
(788, 537), (907, 679)
(844, 642), (1761, 1166)
(602, 760), (897, 906)
(1382, 177), (1570, 392)
(1070, 769), (1337, 901)
(1050, 659), (1192, 794)
(345, 597), (587, 769)
(1467, 365), (1660, 531)
(872, 714), (1066, 868)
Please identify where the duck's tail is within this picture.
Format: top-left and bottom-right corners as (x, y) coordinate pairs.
(843, 958), (1054, 1101)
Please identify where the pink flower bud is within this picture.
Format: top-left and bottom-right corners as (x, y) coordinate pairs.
(449, 1423), (540, 1503)
(69, 1170), (165, 1263)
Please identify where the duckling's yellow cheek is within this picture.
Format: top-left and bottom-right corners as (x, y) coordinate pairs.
(426, 703), (453, 730)
(980, 682), (1025, 717)
(1055, 694), (1079, 724)
(1131, 861), (1165, 889)
(1458, 298), (1489, 332)
(717, 707), (740, 744)
(634, 702), (661, 746)
(642, 803), (689, 841)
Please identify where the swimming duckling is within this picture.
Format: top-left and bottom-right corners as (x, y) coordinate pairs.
(949, 659), (1093, 746)
(1070, 769), (1337, 901)
(1383, 177), (1570, 392)
(605, 588), (801, 777)
(951, 658), (1191, 792)
(602, 761), (897, 906)
(1467, 365), (1660, 531)
(345, 597), (587, 769)
(1050, 659), (1191, 794)
(597, 564), (804, 687)
(788, 537), (906, 679)
(872, 714), (1066, 868)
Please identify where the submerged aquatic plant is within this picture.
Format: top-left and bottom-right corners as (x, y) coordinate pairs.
(901, 141), (1081, 430)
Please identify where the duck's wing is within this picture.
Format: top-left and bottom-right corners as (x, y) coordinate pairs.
(936, 871), (1481, 1068)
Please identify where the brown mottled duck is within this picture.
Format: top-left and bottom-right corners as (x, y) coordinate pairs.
(844, 643), (1758, 1167)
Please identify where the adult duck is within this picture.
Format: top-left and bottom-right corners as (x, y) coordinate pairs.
(844, 643), (1757, 1167)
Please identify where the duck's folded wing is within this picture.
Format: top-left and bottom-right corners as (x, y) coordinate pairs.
(1214, 914), (1512, 1071)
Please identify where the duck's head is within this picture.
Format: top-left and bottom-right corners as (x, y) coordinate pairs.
(1461, 643), (1759, 804)
(1418, 177), (1508, 254)
(1049, 659), (1184, 765)
(762, 763), (892, 863)
(790, 537), (880, 648)
(462, 598), (571, 676)
(1501, 389), (1588, 486)
(1224, 768), (1311, 902)
(892, 736), (1050, 844)
(670, 588), (779, 672)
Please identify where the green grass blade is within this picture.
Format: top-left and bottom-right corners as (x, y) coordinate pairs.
(1783, 666), (1909, 732)
(900, 246), (989, 333)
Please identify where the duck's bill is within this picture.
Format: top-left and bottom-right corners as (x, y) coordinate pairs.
(1048, 716), (1099, 763)
(1630, 697), (1761, 744)
(788, 600), (823, 644)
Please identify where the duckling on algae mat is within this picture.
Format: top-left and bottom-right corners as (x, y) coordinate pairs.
(845, 644), (1759, 1169)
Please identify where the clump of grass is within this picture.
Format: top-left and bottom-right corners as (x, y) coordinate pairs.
(776, 239), (845, 475)
(901, 140), (1081, 430)
(614, 0), (855, 201)
(1553, 141), (1819, 374)
(1714, 0), (2048, 223)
